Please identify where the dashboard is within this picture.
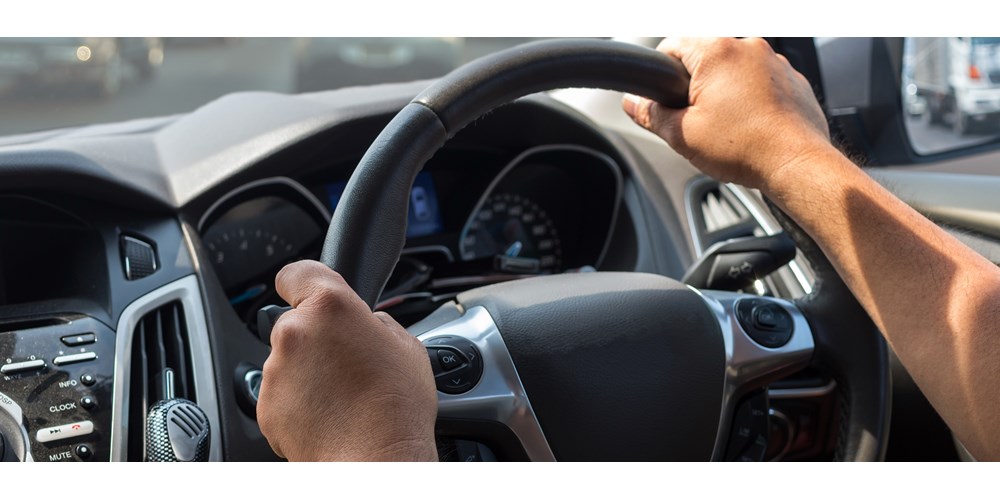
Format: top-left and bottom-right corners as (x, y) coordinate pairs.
(0, 79), (838, 462)
(198, 145), (622, 328)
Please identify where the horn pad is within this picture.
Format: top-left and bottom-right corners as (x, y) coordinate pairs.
(458, 272), (725, 461)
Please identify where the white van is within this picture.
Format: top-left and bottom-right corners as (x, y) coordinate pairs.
(913, 37), (1000, 134)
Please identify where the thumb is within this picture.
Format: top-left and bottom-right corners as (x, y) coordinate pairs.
(622, 93), (688, 149)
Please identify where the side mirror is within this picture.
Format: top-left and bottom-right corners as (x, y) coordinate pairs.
(902, 37), (1000, 155)
(813, 37), (1000, 165)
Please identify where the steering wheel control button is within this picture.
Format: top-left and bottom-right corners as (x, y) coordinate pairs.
(75, 444), (93, 461)
(736, 299), (794, 348)
(80, 374), (96, 386)
(53, 352), (98, 366)
(423, 337), (484, 395)
(0, 359), (46, 375)
(725, 391), (770, 461)
(424, 336), (455, 346)
(60, 333), (96, 347)
(437, 348), (464, 371)
(752, 305), (792, 331)
(441, 378), (474, 394)
(80, 396), (96, 410)
(35, 420), (94, 444)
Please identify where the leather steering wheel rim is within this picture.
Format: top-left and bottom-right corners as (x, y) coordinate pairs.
(318, 38), (890, 461)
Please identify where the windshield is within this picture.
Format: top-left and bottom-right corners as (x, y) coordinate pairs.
(972, 37), (1000, 46)
(0, 37), (548, 137)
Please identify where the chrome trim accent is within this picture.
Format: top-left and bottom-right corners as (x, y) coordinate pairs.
(693, 289), (814, 460)
(0, 390), (34, 461)
(768, 380), (837, 400)
(244, 370), (263, 403)
(196, 176), (332, 232)
(457, 144), (623, 269)
(683, 178), (708, 257)
(416, 306), (555, 461)
(401, 245), (455, 263)
(110, 274), (221, 462)
(726, 185), (814, 295)
(163, 368), (176, 400)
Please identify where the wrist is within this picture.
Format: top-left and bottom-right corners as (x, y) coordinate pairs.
(756, 138), (844, 198)
(326, 435), (438, 462)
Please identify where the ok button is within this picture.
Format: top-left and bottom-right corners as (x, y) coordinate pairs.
(437, 349), (464, 370)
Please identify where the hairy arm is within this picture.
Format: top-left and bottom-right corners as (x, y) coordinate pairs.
(624, 37), (1000, 460)
(768, 144), (1000, 461)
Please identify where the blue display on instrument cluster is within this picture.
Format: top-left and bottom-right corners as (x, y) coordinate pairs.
(326, 171), (443, 238)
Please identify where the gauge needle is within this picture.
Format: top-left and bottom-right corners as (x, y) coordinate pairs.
(230, 284), (267, 305)
(504, 241), (523, 257)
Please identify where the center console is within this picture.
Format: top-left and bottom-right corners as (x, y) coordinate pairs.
(0, 317), (115, 461)
(0, 194), (218, 462)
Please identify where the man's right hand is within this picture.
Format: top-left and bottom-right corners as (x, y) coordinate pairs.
(623, 37), (833, 193)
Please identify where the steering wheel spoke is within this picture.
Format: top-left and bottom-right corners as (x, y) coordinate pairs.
(696, 290), (814, 460)
(417, 306), (555, 462)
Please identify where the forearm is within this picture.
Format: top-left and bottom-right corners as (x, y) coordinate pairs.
(763, 144), (1000, 460)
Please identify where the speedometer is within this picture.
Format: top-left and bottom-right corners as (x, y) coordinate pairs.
(459, 193), (562, 273)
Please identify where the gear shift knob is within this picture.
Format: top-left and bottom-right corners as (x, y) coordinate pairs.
(146, 398), (210, 462)
(145, 368), (210, 462)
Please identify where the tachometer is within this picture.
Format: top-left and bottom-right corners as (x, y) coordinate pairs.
(198, 178), (330, 330)
(204, 226), (299, 303)
(459, 193), (562, 273)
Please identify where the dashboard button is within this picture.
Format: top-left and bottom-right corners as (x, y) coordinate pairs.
(0, 359), (46, 375)
(81, 396), (96, 410)
(60, 333), (96, 347)
(53, 352), (98, 366)
(80, 374), (96, 386)
(75, 444), (93, 460)
(36, 420), (94, 444)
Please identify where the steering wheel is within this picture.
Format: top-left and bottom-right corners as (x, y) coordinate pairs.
(313, 39), (890, 461)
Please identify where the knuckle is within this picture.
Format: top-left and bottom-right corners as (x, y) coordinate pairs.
(710, 37), (737, 55)
(748, 37), (771, 51)
(325, 268), (348, 286)
(312, 283), (350, 309)
(268, 315), (307, 351)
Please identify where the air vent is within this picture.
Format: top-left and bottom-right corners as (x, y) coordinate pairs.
(127, 301), (195, 461)
(686, 176), (814, 299)
(690, 178), (762, 251)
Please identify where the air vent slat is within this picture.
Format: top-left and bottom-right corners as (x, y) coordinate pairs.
(169, 304), (191, 402)
(704, 218), (760, 247)
(696, 183), (758, 249)
(126, 300), (194, 462)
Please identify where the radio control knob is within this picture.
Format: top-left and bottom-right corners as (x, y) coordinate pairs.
(0, 391), (32, 462)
